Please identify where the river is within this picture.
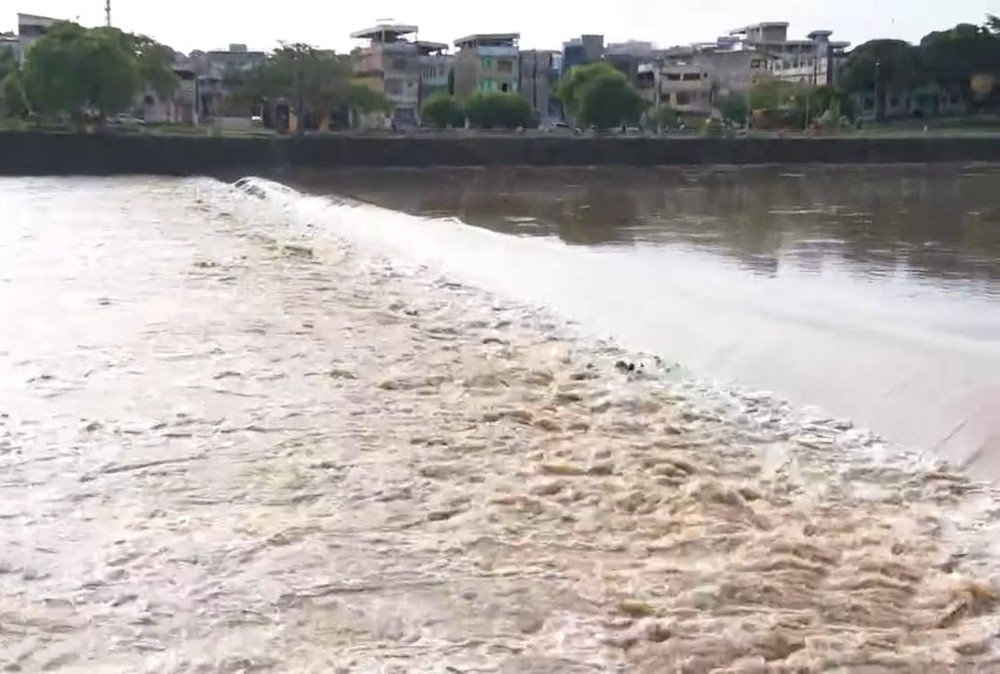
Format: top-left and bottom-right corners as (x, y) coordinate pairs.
(287, 163), (1000, 480)
(2, 171), (1000, 672)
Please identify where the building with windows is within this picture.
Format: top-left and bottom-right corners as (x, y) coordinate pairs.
(351, 23), (422, 126)
(453, 33), (520, 100)
(417, 40), (452, 107)
(730, 23), (848, 86)
(518, 49), (559, 123)
(1, 13), (60, 64)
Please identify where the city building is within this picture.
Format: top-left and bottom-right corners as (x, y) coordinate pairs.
(351, 23), (421, 126)
(417, 40), (453, 107)
(1, 13), (60, 64)
(518, 50), (559, 123)
(0, 32), (19, 63)
(605, 40), (657, 84)
(204, 43), (267, 79)
(562, 34), (604, 74)
(730, 23), (848, 86)
(643, 50), (772, 116)
(453, 33), (520, 100)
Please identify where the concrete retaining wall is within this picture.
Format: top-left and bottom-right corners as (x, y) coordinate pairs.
(1, 132), (998, 175)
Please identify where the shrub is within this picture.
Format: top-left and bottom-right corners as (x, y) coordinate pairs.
(421, 93), (464, 128)
(464, 91), (533, 129)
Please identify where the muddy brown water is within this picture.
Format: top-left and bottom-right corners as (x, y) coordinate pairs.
(287, 164), (1000, 481)
(2, 174), (1000, 672)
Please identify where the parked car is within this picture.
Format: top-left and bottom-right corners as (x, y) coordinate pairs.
(108, 113), (145, 128)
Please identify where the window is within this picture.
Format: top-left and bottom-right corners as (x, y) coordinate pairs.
(385, 79), (402, 95)
(676, 91), (692, 105)
(481, 78), (495, 91)
(481, 57), (493, 69)
(497, 59), (513, 73)
(392, 57), (408, 70)
(682, 72), (700, 81)
(751, 59), (761, 68)
(666, 73), (681, 81)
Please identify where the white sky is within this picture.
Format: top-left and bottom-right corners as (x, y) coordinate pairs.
(6, 0), (999, 54)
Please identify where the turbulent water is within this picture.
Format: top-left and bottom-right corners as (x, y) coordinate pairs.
(286, 165), (1000, 483)
(2, 176), (1000, 672)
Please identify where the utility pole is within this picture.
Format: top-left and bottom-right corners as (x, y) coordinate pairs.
(105, 0), (111, 27)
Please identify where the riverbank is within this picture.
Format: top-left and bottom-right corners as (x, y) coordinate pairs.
(3, 176), (1000, 671)
(2, 130), (1000, 174)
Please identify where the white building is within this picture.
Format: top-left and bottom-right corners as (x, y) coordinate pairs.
(729, 23), (849, 87)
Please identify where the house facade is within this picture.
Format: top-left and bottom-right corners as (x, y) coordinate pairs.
(418, 40), (453, 107)
(518, 49), (559, 122)
(351, 23), (421, 126)
(453, 33), (520, 100)
(730, 23), (848, 87)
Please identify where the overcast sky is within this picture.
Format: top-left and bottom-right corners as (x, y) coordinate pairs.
(7, 1), (999, 53)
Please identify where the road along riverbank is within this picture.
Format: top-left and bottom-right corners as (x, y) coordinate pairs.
(2, 176), (1000, 671)
(1, 131), (1000, 174)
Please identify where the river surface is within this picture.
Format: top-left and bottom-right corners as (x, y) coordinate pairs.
(3, 173), (1000, 672)
(287, 164), (1000, 480)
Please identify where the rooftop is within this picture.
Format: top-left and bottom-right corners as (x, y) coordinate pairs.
(351, 24), (418, 40)
(730, 22), (789, 35)
(416, 40), (448, 54)
(454, 33), (519, 49)
(17, 13), (59, 26)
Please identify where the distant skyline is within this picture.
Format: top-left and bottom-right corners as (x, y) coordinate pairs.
(6, 1), (999, 53)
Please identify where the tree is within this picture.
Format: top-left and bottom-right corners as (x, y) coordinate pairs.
(421, 92), (464, 128)
(839, 40), (922, 97)
(0, 49), (16, 84)
(555, 61), (622, 121)
(918, 23), (1000, 109)
(22, 22), (139, 119)
(574, 70), (647, 129)
(125, 33), (180, 101)
(645, 105), (679, 130)
(244, 43), (352, 131)
(464, 91), (533, 129)
(716, 94), (748, 124)
(1, 69), (29, 118)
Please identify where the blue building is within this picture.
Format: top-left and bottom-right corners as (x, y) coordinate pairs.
(562, 35), (604, 75)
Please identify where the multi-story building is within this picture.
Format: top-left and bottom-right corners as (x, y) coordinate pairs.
(2, 13), (59, 64)
(562, 35), (604, 74)
(204, 44), (267, 79)
(417, 40), (452, 106)
(605, 40), (656, 85)
(453, 33), (520, 100)
(351, 23), (421, 126)
(730, 23), (848, 87)
(644, 50), (772, 116)
(518, 50), (559, 122)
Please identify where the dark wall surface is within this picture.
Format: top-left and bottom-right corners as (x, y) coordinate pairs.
(1, 131), (998, 175)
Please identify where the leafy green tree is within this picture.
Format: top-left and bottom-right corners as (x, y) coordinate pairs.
(464, 91), (533, 129)
(421, 92), (464, 128)
(716, 94), (748, 124)
(839, 40), (923, 96)
(577, 71), (647, 129)
(1, 69), (29, 118)
(244, 43), (352, 129)
(645, 105), (679, 130)
(988, 14), (1000, 36)
(126, 33), (180, 101)
(918, 23), (1000, 109)
(0, 49), (16, 84)
(23, 22), (139, 118)
(555, 61), (622, 121)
